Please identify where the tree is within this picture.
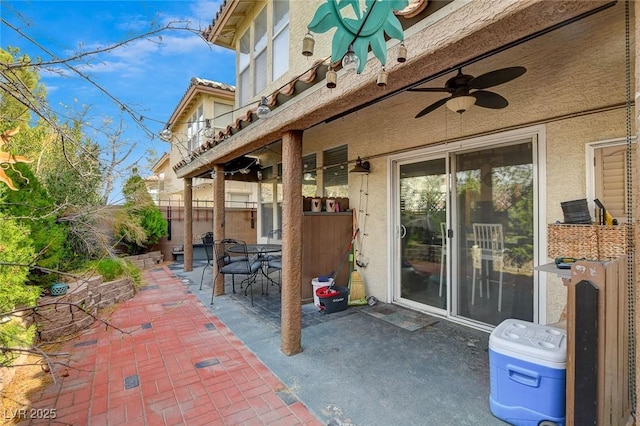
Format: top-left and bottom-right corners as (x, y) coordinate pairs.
(0, 214), (38, 364)
(0, 163), (69, 278)
(115, 173), (167, 254)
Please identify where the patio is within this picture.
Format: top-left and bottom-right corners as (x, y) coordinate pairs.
(176, 260), (510, 425)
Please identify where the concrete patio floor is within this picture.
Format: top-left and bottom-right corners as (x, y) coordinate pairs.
(178, 261), (509, 426)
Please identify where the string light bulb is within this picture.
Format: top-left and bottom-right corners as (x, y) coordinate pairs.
(342, 44), (360, 73)
(159, 128), (173, 141)
(203, 119), (214, 138)
(256, 97), (270, 119)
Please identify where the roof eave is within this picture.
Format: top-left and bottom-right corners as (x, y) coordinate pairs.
(203, 0), (240, 49)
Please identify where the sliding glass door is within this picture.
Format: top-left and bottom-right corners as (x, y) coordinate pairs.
(393, 139), (537, 327)
(398, 158), (448, 312)
(453, 142), (534, 326)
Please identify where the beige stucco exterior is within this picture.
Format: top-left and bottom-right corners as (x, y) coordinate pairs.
(185, 0), (637, 381)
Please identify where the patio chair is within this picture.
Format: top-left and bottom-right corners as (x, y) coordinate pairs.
(471, 223), (505, 312)
(210, 239), (262, 305)
(266, 229), (282, 261)
(199, 234), (247, 291)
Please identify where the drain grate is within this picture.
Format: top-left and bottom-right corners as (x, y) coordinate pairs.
(205, 323), (216, 330)
(194, 358), (220, 368)
(124, 375), (139, 389)
(276, 389), (298, 406)
(73, 339), (98, 347)
(141, 323), (152, 329)
(139, 285), (159, 291)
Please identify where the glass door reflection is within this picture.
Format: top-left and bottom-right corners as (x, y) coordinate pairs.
(399, 158), (447, 311)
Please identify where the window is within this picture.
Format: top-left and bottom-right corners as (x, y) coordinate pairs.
(302, 153), (317, 197)
(260, 166), (275, 237)
(323, 145), (348, 197)
(237, 1), (289, 107)
(253, 8), (268, 95)
(213, 102), (233, 133)
(272, 0), (289, 81)
(238, 30), (250, 106)
(594, 142), (636, 223)
(187, 105), (203, 153)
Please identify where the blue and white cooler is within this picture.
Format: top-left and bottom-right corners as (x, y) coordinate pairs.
(489, 319), (567, 426)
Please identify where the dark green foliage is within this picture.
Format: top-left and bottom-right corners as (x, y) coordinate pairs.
(0, 164), (69, 283)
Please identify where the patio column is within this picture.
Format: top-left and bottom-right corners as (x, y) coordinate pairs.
(213, 164), (226, 296)
(183, 177), (193, 272)
(281, 130), (303, 356)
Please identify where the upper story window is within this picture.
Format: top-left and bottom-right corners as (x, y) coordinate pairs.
(239, 31), (251, 107)
(237, 1), (289, 107)
(187, 104), (203, 153)
(272, 0), (289, 81)
(254, 8), (268, 95)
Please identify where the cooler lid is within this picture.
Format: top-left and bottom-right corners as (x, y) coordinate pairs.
(490, 319), (567, 366)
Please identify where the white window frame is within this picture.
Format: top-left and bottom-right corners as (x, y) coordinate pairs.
(272, 0), (289, 81)
(253, 7), (268, 96)
(585, 136), (637, 223)
(187, 104), (203, 153)
(238, 30), (251, 107)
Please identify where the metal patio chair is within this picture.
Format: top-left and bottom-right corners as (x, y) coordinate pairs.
(210, 238), (261, 305)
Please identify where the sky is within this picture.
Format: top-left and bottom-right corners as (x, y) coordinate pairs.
(1, 0), (236, 203)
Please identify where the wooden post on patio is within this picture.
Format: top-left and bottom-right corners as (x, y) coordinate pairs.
(184, 177), (193, 272)
(213, 164), (226, 296)
(281, 130), (303, 356)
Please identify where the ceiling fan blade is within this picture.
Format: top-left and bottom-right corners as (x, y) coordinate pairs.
(472, 90), (509, 109)
(415, 97), (448, 118)
(407, 87), (455, 93)
(469, 66), (526, 89)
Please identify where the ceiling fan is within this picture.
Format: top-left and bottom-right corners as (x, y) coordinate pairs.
(408, 66), (527, 117)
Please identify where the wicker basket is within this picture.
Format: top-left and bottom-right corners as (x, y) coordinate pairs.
(548, 224), (598, 259)
(547, 223), (630, 260)
(597, 224), (629, 259)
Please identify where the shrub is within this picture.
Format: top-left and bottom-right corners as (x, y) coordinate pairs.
(85, 258), (141, 287)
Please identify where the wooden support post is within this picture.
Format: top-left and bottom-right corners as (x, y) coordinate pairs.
(183, 178), (193, 272)
(213, 164), (225, 297)
(281, 130), (303, 356)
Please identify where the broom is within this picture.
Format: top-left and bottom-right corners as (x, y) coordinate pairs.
(349, 248), (367, 303)
(349, 213), (367, 305)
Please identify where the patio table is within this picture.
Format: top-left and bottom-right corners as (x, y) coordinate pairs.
(228, 244), (282, 294)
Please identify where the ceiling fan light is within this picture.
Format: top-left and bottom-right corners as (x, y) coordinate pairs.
(446, 95), (475, 114)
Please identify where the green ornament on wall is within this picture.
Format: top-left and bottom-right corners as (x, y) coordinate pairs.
(308, 0), (408, 74)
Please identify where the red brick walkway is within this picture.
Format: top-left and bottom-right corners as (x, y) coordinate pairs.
(23, 266), (321, 425)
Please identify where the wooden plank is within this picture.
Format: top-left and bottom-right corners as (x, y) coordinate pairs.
(603, 259), (616, 424)
(574, 279), (598, 426)
(566, 271), (576, 426)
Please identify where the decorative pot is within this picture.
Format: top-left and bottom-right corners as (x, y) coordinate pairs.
(50, 283), (68, 296)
